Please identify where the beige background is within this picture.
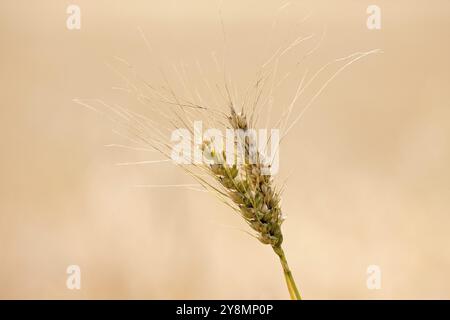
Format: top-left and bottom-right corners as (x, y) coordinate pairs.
(1, 0), (449, 299)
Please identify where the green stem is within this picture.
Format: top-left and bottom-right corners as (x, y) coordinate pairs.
(273, 246), (302, 300)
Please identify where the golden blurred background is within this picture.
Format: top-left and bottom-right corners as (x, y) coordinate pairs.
(0, 0), (449, 299)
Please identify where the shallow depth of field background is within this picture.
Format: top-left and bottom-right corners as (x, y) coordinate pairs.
(1, 0), (449, 299)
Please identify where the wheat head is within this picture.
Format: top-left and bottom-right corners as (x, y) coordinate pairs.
(201, 105), (301, 299)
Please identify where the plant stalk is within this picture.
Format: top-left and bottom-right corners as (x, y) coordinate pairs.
(273, 246), (302, 300)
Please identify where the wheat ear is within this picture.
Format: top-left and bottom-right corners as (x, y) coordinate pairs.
(202, 105), (301, 300)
